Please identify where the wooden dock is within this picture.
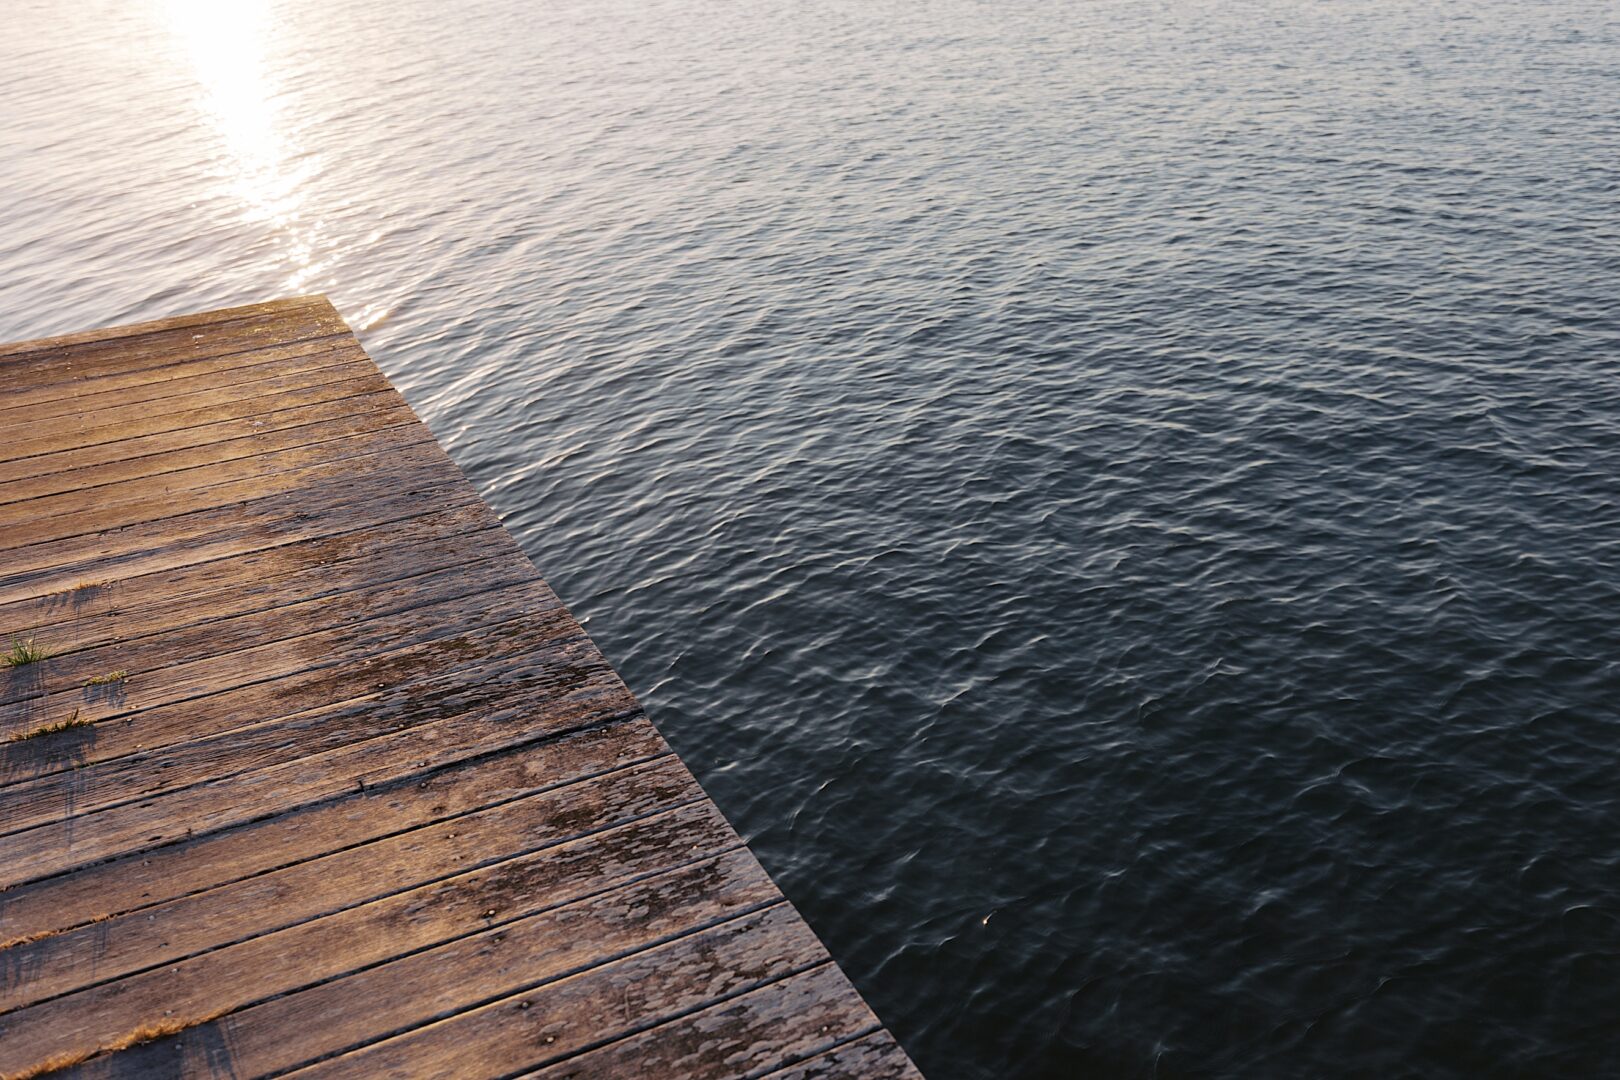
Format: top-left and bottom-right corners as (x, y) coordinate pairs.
(0, 297), (919, 1080)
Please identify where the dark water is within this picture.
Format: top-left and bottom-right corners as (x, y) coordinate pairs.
(6, 1), (1620, 1074)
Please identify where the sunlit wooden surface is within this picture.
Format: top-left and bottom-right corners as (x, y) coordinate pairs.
(0, 297), (919, 1080)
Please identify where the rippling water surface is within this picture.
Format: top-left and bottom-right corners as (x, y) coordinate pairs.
(6, 1), (1620, 1074)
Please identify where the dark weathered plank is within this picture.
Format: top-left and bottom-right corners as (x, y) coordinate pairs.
(0, 455), (483, 606)
(0, 594), (566, 791)
(761, 1033), (925, 1080)
(0, 298), (341, 382)
(294, 900), (823, 1080)
(516, 965), (882, 1080)
(0, 569), (550, 740)
(0, 421), (436, 548)
(0, 557), (546, 723)
(0, 803), (741, 1074)
(0, 334), (377, 427)
(0, 618), (604, 838)
(0, 722), (672, 950)
(0, 472), (484, 607)
(53, 851), (779, 1080)
(0, 359), (382, 463)
(0, 503), (507, 659)
(0, 604), (610, 888)
(2, 755), (703, 1011)
(0, 388), (405, 487)
(0, 418), (428, 538)
(0, 655), (637, 891)
(0, 297), (917, 1080)
(0, 536), (531, 707)
(0, 398), (416, 508)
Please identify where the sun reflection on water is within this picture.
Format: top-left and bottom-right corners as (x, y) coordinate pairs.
(162, 0), (327, 292)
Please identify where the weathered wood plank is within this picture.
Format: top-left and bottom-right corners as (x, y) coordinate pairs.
(0, 416), (426, 534)
(0, 358), (381, 462)
(0, 334), (379, 427)
(0, 532), (531, 707)
(515, 964), (882, 1080)
(0, 616), (599, 837)
(292, 899), (823, 1080)
(0, 593), (563, 791)
(0, 721), (672, 950)
(0, 298), (340, 378)
(0, 503), (507, 659)
(0, 802), (741, 1074)
(51, 850), (779, 1080)
(0, 633), (641, 890)
(0, 575), (565, 792)
(0, 419), (436, 549)
(0, 389), (405, 487)
(0, 554), (544, 718)
(2, 755), (703, 1011)
(0, 297), (319, 355)
(0, 399), (416, 508)
(0, 440), (479, 605)
(0, 463), (480, 605)
(761, 1032), (925, 1080)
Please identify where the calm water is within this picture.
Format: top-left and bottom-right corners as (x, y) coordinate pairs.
(6, 1), (1620, 1074)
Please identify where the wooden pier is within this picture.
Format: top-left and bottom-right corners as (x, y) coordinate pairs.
(0, 297), (919, 1080)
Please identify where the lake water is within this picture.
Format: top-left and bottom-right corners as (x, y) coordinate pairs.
(5, 1), (1620, 1075)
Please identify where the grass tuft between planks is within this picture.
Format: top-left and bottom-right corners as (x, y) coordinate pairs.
(4, 635), (51, 667)
(8, 710), (91, 743)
